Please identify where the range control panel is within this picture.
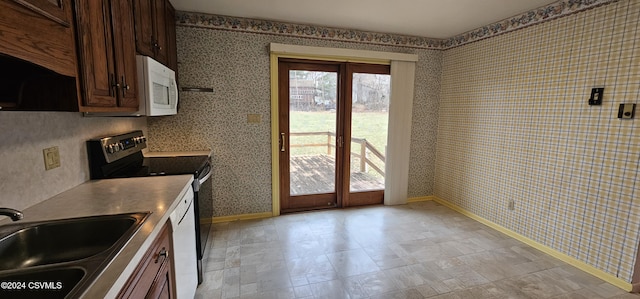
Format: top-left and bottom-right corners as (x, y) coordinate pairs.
(91, 130), (147, 163)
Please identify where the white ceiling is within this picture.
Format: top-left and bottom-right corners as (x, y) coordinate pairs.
(171, 0), (559, 39)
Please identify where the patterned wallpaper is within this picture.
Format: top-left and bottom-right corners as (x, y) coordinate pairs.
(437, 0), (639, 282)
(147, 27), (441, 217)
(149, 0), (625, 219)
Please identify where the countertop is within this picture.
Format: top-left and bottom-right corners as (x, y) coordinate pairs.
(2, 175), (194, 298)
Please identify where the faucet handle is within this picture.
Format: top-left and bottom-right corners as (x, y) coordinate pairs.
(0, 208), (24, 221)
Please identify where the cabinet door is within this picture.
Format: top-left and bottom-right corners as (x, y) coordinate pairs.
(152, 0), (168, 64)
(118, 223), (175, 299)
(111, 0), (140, 108)
(133, 0), (155, 57)
(74, 0), (118, 107)
(165, 0), (178, 73)
(146, 260), (174, 299)
(134, 0), (169, 65)
(13, 0), (70, 27)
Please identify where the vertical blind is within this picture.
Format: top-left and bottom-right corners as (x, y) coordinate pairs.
(385, 60), (416, 205)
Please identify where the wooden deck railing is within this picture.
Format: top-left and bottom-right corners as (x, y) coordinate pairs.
(289, 131), (385, 177)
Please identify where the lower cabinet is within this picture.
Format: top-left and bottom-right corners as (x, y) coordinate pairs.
(118, 222), (175, 299)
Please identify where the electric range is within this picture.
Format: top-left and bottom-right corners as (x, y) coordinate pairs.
(87, 130), (212, 284)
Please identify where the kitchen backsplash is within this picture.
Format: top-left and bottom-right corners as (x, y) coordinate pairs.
(0, 112), (146, 213)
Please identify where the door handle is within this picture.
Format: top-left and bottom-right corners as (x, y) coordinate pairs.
(280, 133), (286, 152)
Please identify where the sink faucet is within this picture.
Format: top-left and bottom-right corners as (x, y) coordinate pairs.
(0, 208), (24, 221)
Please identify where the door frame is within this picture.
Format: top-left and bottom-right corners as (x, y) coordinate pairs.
(269, 43), (418, 217)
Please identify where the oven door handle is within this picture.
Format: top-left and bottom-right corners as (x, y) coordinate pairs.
(196, 164), (212, 189)
(199, 169), (212, 186)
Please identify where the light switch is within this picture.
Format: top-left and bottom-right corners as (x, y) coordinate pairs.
(618, 104), (636, 119)
(43, 146), (61, 170)
(247, 114), (262, 123)
(589, 87), (604, 105)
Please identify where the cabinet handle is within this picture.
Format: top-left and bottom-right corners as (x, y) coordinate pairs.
(120, 75), (130, 97)
(110, 74), (120, 97)
(153, 39), (162, 52)
(155, 247), (168, 264)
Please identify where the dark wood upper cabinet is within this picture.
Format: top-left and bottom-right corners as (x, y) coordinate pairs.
(1, 0), (147, 112)
(111, 0), (140, 109)
(12, 0), (71, 27)
(152, 0), (168, 64)
(0, 0), (77, 78)
(74, 0), (139, 111)
(133, 0), (155, 58)
(133, 0), (177, 71)
(165, 2), (178, 74)
(0, 0), (80, 111)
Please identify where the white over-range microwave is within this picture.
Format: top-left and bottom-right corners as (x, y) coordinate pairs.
(136, 55), (178, 116)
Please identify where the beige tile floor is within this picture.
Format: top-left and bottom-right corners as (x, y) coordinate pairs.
(196, 201), (640, 299)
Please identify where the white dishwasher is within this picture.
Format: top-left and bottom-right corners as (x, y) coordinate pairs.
(170, 186), (198, 299)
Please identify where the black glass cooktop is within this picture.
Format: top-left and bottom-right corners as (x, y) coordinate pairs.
(143, 155), (210, 176)
(99, 154), (210, 179)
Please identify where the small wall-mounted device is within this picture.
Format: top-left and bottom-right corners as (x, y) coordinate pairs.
(588, 87), (604, 105)
(618, 103), (636, 119)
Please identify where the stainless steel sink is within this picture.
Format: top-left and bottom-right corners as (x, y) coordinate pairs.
(0, 212), (150, 298)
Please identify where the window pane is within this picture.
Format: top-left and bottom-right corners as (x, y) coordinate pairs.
(349, 73), (389, 192)
(289, 70), (338, 196)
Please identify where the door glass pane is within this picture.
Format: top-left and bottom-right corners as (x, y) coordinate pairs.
(350, 73), (390, 192)
(289, 70), (338, 196)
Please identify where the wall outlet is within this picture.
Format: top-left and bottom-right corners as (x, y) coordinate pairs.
(43, 146), (61, 170)
(618, 103), (636, 119)
(508, 199), (515, 210)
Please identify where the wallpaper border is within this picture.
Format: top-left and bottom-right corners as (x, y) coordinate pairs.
(175, 0), (618, 50)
